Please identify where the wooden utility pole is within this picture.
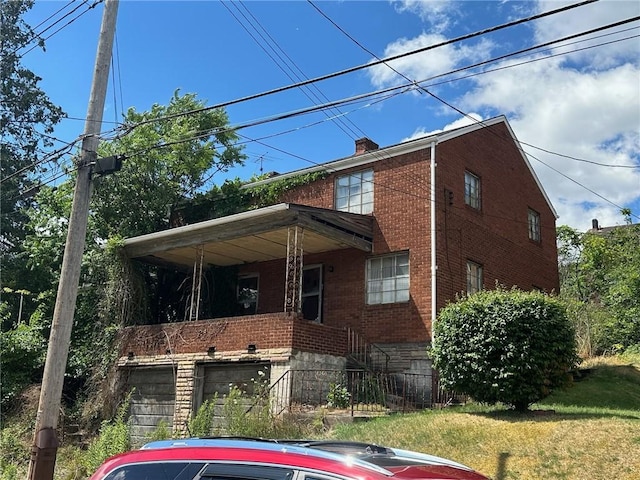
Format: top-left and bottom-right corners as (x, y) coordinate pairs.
(27, 1), (119, 479)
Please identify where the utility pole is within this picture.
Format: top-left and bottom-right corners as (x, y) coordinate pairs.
(27, 1), (119, 479)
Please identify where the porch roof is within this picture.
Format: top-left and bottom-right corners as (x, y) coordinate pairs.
(122, 203), (373, 269)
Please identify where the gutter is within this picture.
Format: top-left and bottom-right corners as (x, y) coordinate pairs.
(430, 141), (437, 345)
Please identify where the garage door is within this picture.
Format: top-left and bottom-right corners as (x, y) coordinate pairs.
(126, 366), (176, 445)
(196, 362), (270, 432)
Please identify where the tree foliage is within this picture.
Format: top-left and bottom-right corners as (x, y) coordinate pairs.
(432, 287), (578, 411)
(94, 91), (244, 238)
(1, 0), (65, 247)
(557, 222), (640, 354)
(2, 92), (245, 414)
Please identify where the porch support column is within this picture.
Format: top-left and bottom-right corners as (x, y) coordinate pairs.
(284, 226), (304, 313)
(189, 245), (205, 321)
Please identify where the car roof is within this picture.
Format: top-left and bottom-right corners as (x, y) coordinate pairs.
(142, 437), (475, 471)
(90, 443), (392, 479)
(92, 438), (489, 480)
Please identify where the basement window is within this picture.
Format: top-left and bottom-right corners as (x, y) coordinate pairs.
(335, 169), (374, 214)
(366, 252), (410, 305)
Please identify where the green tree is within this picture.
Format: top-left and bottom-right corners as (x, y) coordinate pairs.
(557, 219), (640, 354)
(94, 90), (244, 239)
(432, 287), (578, 412)
(1, 0), (66, 330)
(14, 92), (244, 417)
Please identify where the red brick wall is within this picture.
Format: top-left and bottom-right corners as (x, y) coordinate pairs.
(435, 122), (559, 309)
(235, 121), (558, 346)
(276, 148), (434, 344)
(119, 312), (347, 357)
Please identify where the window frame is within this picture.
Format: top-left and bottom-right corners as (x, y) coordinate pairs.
(528, 208), (541, 242)
(464, 170), (481, 210)
(335, 169), (374, 214)
(237, 274), (259, 315)
(366, 251), (410, 305)
(466, 260), (483, 294)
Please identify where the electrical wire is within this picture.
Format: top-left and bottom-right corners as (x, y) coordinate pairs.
(19, 0), (104, 57)
(120, 0), (599, 132)
(223, 0), (362, 140)
(8, 0), (82, 55)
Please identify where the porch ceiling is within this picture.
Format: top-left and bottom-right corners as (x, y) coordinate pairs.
(122, 203), (374, 269)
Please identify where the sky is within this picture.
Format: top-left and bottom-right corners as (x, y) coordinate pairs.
(21, 0), (640, 231)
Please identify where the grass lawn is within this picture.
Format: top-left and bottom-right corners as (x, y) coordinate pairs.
(329, 355), (640, 480)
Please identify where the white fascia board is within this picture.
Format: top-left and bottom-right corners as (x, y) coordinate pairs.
(437, 115), (558, 219)
(500, 119), (559, 219)
(123, 203), (291, 246)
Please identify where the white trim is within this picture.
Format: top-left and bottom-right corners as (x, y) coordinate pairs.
(244, 115), (557, 220)
(430, 141), (437, 345)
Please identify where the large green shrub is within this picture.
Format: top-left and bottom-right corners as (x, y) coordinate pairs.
(432, 288), (578, 411)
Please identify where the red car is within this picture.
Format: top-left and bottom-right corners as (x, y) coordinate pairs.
(89, 437), (490, 480)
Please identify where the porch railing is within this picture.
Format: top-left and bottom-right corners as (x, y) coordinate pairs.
(260, 369), (464, 417)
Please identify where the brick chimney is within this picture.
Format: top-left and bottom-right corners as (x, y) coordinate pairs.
(592, 218), (599, 231)
(355, 137), (379, 155)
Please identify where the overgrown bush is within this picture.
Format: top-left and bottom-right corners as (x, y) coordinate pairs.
(82, 396), (131, 473)
(0, 424), (29, 480)
(432, 287), (578, 411)
(326, 383), (351, 409)
(188, 396), (218, 437)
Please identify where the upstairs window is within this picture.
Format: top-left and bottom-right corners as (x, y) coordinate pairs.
(528, 208), (541, 242)
(466, 260), (483, 294)
(366, 252), (410, 305)
(237, 275), (259, 315)
(335, 169), (373, 214)
(464, 171), (481, 210)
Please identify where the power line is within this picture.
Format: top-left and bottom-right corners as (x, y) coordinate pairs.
(120, 0), (598, 132)
(19, 0), (104, 58)
(8, 0), (81, 55)
(106, 23), (637, 174)
(297, 2), (640, 221)
(13, 18), (635, 200)
(223, 0), (362, 140)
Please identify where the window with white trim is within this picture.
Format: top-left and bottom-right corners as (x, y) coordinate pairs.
(464, 171), (481, 210)
(335, 169), (373, 214)
(466, 261), (483, 294)
(528, 208), (541, 242)
(366, 252), (409, 305)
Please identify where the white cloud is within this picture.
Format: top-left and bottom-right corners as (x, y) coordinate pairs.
(392, 0), (459, 33)
(402, 112), (483, 141)
(534, 0), (640, 69)
(368, 33), (494, 88)
(369, 0), (640, 230)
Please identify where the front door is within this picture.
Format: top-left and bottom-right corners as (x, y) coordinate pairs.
(302, 265), (322, 323)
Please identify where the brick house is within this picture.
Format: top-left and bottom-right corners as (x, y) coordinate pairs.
(117, 116), (559, 440)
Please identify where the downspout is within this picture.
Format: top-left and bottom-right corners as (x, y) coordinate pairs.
(430, 141), (437, 345)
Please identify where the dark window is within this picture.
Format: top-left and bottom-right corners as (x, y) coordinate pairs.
(103, 462), (205, 480)
(201, 463), (294, 480)
(237, 275), (259, 314)
(464, 171), (481, 210)
(528, 208), (541, 242)
(467, 260), (483, 294)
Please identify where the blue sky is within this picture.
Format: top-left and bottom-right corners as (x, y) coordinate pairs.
(22, 0), (640, 230)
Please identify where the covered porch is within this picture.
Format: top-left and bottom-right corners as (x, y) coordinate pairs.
(120, 202), (374, 349)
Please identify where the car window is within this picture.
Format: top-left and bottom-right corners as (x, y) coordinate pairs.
(200, 463), (294, 480)
(103, 462), (205, 480)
